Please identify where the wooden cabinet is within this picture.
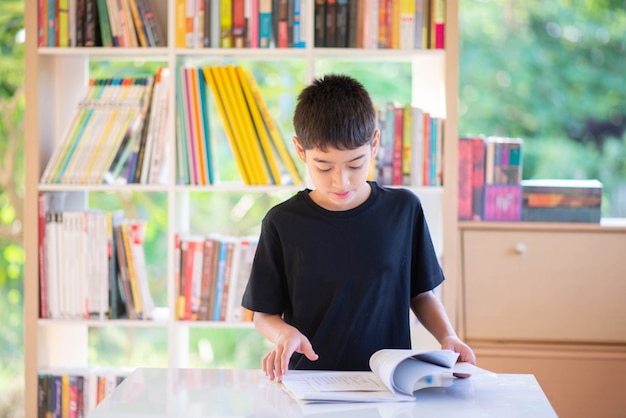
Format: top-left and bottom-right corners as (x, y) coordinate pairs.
(459, 221), (626, 417)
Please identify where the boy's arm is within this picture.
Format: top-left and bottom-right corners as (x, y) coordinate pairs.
(410, 291), (476, 364)
(252, 312), (318, 382)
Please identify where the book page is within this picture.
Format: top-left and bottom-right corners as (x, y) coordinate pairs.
(280, 371), (415, 403)
(369, 349), (459, 396)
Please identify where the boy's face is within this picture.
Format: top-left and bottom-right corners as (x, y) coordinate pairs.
(293, 132), (379, 211)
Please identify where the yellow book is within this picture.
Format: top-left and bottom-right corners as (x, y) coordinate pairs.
(242, 69), (303, 185)
(58, 0), (69, 47)
(175, 0), (186, 48)
(399, 0), (416, 49)
(128, 0), (149, 47)
(236, 66), (282, 185)
(202, 66), (251, 184)
(225, 64), (271, 185)
(61, 374), (70, 417)
(83, 78), (140, 183)
(220, 0), (233, 47)
(390, 0), (400, 49)
(214, 65), (264, 184)
(121, 222), (143, 318)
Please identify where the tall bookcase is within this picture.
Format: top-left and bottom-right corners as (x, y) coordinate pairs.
(23, 1), (461, 416)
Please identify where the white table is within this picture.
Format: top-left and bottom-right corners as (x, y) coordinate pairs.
(87, 368), (557, 417)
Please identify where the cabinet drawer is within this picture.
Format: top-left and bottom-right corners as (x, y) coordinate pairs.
(462, 229), (626, 343)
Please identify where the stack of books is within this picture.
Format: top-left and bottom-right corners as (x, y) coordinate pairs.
(38, 192), (156, 320)
(374, 102), (443, 187)
(521, 179), (602, 223)
(41, 68), (170, 185)
(174, 234), (257, 322)
(39, 0), (165, 48)
(177, 64), (302, 186)
(458, 135), (524, 221)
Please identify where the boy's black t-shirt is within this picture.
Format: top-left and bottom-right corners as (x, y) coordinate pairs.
(241, 181), (444, 371)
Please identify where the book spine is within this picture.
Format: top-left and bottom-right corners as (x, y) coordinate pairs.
(232, 0), (247, 47)
(457, 137), (473, 220)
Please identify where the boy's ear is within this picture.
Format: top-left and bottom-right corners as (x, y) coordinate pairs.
(293, 136), (306, 162)
(371, 130), (380, 157)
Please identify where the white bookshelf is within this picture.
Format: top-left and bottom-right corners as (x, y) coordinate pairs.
(23, 1), (461, 416)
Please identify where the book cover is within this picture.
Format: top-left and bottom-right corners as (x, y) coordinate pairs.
(113, 223), (139, 319)
(482, 184), (522, 221)
(457, 137), (473, 220)
(220, 0), (233, 47)
(392, 105), (404, 185)
(127, 0), (149, 47)
(249, 0), (260, 48)
(314, 0), (325, 47)
(521, 206), (601, 223)
(128, 220), (154, 319)
(276, 0), (289, 47)
(259, 0), (273, 48)
(215, 65), (264, 184)
(242, 68), (303, 185)
(470, 136), (486, 220)
(232, 0), (246, 47)
(325, 0), (337, 47)
(212, 240), (229, 320)
(224, 64), (270, 185)
(198, 237), (218, 321)
(202, 66), (250, 184)
(236, 66), (282, 185)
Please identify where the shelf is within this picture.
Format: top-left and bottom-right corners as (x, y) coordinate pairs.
(24, 2), (462, 417)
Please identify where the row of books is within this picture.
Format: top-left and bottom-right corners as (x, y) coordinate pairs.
(315, 0), (445, 49)
(458, 135), (523, 221)
(39, 0), (165, 48)
(38, 193), (156, 320)
(175, 234), (257, 322)
(176, 0), (306, 49)
(38, 368), (131, 417)
(177, 64), (302, 186)
(41, 68), (170, 185)
(374, 102), (443, 187)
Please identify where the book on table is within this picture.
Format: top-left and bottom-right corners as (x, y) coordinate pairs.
(281, 349), (482, 403)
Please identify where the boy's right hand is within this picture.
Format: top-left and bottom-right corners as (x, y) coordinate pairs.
(262, 328), (318, 382)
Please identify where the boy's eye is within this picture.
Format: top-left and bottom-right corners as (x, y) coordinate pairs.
(317, 167), (332, 173)
(349, 164), (364, 170)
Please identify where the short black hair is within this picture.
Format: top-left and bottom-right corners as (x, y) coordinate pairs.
(293, 74), (377, 151)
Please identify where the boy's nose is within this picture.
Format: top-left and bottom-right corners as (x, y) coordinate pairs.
(332, 169), (349, 188)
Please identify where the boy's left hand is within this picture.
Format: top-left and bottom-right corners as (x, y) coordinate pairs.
(441, 336), (476, 365)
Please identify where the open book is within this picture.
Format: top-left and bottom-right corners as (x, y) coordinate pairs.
(281, 349), (477, 403)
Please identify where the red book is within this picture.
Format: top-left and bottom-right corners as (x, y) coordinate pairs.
(277, 0), (289, 48)
(232, 0), (246, 47)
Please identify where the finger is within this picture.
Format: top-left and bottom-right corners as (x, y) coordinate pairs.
(264, 352), (277, 380)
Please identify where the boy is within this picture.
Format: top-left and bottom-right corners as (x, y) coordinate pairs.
(242, 74), (475, 382)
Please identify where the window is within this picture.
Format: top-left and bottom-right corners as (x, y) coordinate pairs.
(459, 0), (626, 217)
